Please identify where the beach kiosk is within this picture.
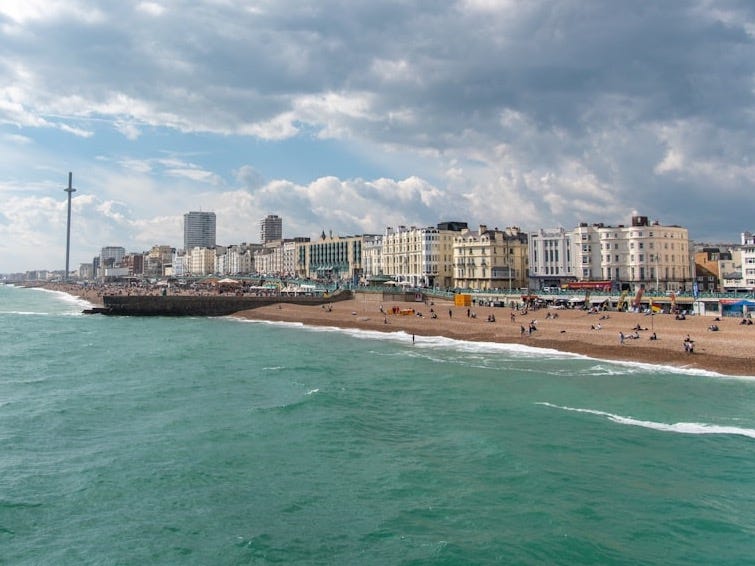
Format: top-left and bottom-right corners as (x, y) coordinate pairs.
(455, 294), (472, 307)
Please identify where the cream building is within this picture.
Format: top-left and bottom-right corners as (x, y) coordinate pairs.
(254, 240), (284, 276)
(453, 225), (529, 290)
(599, 215), (691, 292)
(382, 222), (463, 288)
(188, 247), (216, 276)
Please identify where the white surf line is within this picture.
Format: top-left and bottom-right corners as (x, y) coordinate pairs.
(537, 402), (755, 439)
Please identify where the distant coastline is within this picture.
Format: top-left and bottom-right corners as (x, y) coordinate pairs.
(32, 282), (755, 377)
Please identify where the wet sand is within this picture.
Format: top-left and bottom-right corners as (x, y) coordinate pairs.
(234, 294), (755, 377)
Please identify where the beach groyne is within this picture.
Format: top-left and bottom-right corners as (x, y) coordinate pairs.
(98, 291), (352, 316)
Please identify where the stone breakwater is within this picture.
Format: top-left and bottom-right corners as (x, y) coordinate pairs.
(98, 291), (353, 316)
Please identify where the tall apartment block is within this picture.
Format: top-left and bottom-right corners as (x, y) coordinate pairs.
(260, 214), (283, 244)
(183, 211), (216, 252)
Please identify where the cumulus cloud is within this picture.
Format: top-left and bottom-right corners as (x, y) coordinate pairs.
(1, 0), (754, 271)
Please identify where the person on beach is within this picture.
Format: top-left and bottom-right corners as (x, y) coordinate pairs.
(619, 331), (625, 344)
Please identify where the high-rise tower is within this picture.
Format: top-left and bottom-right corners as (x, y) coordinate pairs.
(183, 211), (216, 252)
(64, 172), (75, 280)
(260, 214), (283, 244)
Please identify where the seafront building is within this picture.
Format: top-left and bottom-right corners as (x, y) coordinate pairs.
(453, 225), (529, 290)
(382, 222), (465, 288)
(170, 251), (187, 277)
(100, 246), (126, 268)
(720, 249), (745, 292)
(694, 247), (731, 293)
(528, 227), (574, 290)
(597, 215), (691, 292)
(144, 245), (174, 278)
(528, 214), (692, 293)
(740, 232), (755, 290)
(254, 240), (284, 276)
(283, 238), (309, 277)
(78, 263), (93, 280)
(98, 246), (127, 279)
(188, 247), (216, 276)
(44, 208), (755, 295)
(298, 232), (367, 284)
(361, 235), (384, 281)
(183, 211), (216, 252)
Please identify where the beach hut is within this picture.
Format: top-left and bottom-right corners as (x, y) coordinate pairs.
(720, 299), (755, 317)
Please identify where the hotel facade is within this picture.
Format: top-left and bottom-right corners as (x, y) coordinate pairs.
(529, 214), (692, 292)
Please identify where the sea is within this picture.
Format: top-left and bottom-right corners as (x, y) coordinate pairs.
(1, 284), (754, 565)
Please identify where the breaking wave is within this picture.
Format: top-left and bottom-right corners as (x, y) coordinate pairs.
(537, 402), (755, 439)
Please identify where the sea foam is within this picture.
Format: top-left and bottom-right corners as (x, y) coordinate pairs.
(537, 402), (755, 439)
(230, 316), (743, 377)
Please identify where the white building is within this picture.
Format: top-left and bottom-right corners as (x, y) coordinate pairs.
(361, 235), (384, 281)
(739, 232), (755, 290)
(528, 215), (692, 292)
(528, 227), (575, 290)
(226, 244), (256, 275)
(171, 251), (187, 277)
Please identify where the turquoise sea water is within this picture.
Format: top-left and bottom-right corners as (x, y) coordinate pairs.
(1, 284), (754, 565)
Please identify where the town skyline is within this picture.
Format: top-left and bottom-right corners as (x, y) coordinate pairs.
(0, 210), (752, 279)
(1, 208), (748, 280)
(2, 2), (754, 272)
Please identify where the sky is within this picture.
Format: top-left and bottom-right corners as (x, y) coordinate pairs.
(1, 0), (754, 273)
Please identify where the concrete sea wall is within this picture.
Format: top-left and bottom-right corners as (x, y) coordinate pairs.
(101, 291), (352, 316)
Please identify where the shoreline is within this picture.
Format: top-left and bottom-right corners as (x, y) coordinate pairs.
(233, 294), (755, 378)
(31, 283), (755, 377)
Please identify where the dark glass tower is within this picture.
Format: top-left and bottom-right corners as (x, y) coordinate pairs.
(184, 211), (216, 251)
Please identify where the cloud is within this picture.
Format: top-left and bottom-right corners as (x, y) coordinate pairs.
(235, 165), (265, 191)
(1, 0), (755, 271)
